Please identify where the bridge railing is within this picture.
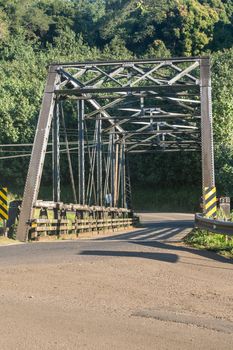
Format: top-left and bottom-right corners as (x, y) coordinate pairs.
(28, 201), (139, 240)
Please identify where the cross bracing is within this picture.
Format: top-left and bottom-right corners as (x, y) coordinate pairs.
(54, 58), (202, 154)
(16, 56), (215, 241)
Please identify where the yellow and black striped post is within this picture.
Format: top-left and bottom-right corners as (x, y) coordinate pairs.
(0, 187), (8, 221)
(204, 186), (217, 218)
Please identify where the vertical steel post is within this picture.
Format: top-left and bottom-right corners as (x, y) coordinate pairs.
(200, 58), (215, 210)
(104, 135), (111, 203)
(97, 116), (102, 206)
(52, 100), (60, 202)
(125, 155), (132, 209)
(114, 138), (119, 207)
(78, 99), (85, 205)
(60, 102), (77, 204)
(121, 140), (126, 208)
(110, 131), (115, 207)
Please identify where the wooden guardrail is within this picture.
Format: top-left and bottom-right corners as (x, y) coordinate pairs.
(27, 201), (138, 240)
(30, 217), (137, 239)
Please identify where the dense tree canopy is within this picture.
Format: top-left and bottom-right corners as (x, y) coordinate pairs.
(0, 0), (232, 198)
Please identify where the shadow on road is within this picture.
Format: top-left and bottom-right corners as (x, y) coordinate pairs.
(97, 220), (193, 242)
(79, 219), (233, 268)
(133, 240), (233, 266)
(80, 250), (179, 263)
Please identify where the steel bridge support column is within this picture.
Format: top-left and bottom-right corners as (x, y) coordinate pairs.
(110, 132), (115, 207)
(121, 140), (126, 208)
(78, 99), (85, 205)
(52, 100), (60, 203)
(114, 140), (119, 207)
(16, 66), (59, 241)
(125, 154), (132, 210)
(200, 58), (215, 211)
(60, 102), (77, 204)
(97, 116), (102, 206)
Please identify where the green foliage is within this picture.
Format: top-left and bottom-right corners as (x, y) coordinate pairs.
(185, 228), (233, 258)
(0, 9), (9, 41)
(144, 40), (171, 58)
(215, 144), (233, 196)
(212, 48), (233, 145)
(0, 0), (232, 202)
(161, 0), (220, 55)
(211, 48), (233, 196)
(129, 151), (202, 188)
(0, 0), (53, 40)
(102, 35), (133, 59)
(132, 186), (201, 212)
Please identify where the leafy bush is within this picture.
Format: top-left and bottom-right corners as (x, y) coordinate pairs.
(185, 228), (233, 257)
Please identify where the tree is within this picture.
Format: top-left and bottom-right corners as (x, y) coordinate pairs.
(159, 0), (219, 55)
(212, 48), (233, 145)
(0, 9), (9, 41)
(212, 48), (233, 195)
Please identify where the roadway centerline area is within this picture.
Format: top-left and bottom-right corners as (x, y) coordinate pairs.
(0, 213), (233, 350)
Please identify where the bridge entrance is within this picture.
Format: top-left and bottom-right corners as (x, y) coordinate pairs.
(16, 57), (215, 241)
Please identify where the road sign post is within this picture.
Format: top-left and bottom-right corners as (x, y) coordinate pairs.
(0, 187), (8, 237)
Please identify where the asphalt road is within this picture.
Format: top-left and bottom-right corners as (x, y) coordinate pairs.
(0, 213), (233, 350)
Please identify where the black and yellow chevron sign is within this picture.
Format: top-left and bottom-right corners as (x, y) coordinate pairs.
(204, 186), (217, 218)
(0, 187), (8, 221)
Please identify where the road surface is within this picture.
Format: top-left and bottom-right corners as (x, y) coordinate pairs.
(0, 213), (233, 350)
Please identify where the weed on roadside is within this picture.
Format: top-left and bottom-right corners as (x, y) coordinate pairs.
(184, 228), (233, 258)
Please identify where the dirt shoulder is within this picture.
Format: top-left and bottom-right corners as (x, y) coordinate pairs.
(0, 213), (232, 349)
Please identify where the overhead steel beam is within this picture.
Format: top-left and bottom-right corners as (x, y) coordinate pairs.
(51, 56), (208, 68)
(55, 85), (197, 95)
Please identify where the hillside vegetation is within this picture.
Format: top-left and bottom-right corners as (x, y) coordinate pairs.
(0, 0), (233, 207)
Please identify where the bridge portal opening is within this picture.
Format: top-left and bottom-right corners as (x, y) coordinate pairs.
(16, 57), (215, 241)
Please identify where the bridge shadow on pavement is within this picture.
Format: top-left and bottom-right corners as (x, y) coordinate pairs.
(80, 250), (179, 263)
(132, 241), (233, 267)
(97, 220), (193, 242)
(79, 218), (233, 267)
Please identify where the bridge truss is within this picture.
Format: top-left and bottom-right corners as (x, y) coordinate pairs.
(16, 57), (215, 241)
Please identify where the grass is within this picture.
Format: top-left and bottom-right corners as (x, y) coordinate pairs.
(184, 228), (233, 258)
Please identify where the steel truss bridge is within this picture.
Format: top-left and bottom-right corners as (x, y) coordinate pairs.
(16, 56), (215, 241)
